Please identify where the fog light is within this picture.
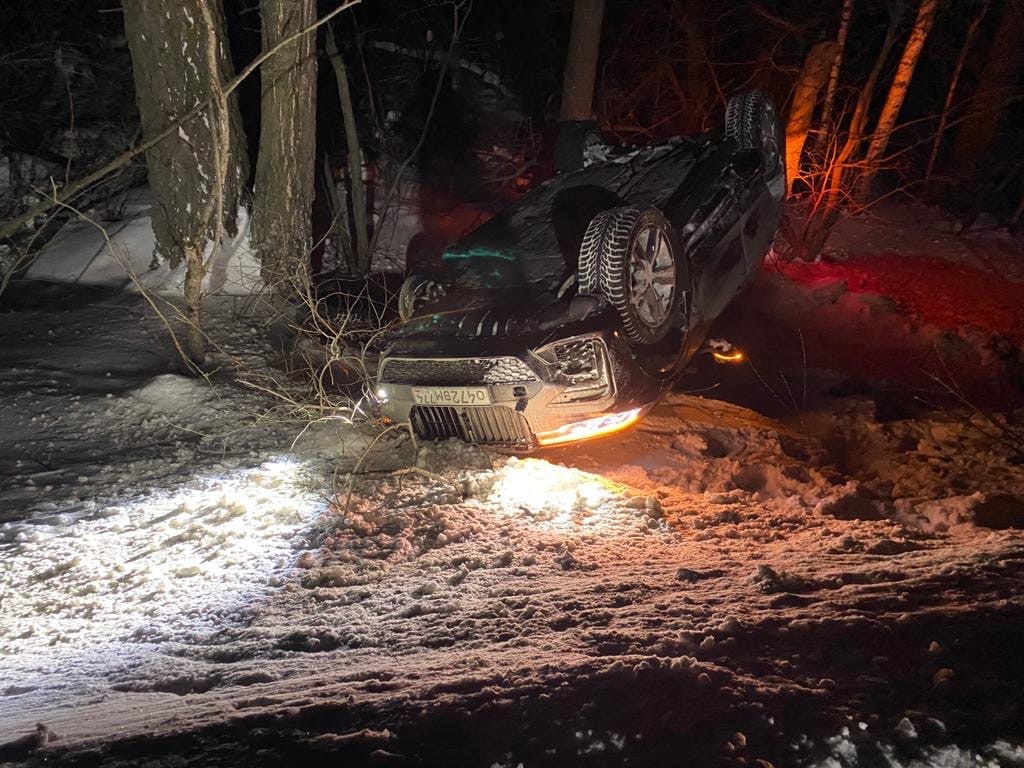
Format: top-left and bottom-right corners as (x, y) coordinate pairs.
(536, 407), (642, 447)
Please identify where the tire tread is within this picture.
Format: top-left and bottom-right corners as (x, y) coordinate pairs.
(579, 205), (680, 345)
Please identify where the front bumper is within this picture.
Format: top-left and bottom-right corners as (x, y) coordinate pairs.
(376, 331), (658, 449)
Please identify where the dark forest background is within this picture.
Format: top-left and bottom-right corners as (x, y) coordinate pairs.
(0, 0), (1021, 365)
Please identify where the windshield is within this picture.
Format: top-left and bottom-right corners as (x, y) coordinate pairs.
(440, 244), (532, 290)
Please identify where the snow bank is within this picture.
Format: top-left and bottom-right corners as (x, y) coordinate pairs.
(127, 373), (217, 421)
(26, 187), (263, 295)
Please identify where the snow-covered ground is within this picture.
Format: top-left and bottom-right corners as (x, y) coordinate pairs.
(24, 190), (263, 295)
(2, 206), (1024, 766)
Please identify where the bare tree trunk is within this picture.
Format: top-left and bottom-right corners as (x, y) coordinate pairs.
(951, 0), (1024, 187)
(560, 0), (605, 121)
(820, 3), (904, 217)
(122, 0), (248, 263)
(925, 0), (988, 183)
(817, 0), (855, 138)
(182, 244), (206, 362)
(857, 0), (940, 197)
(326, 26), (369, 275)
(322, 152), (353, 264)
(785, 40), (838, 193)
(794, 2), (904, 260)
(122, 0), (249, 365)
(252, 0), (318, 290)
(682, 0), (710, 133)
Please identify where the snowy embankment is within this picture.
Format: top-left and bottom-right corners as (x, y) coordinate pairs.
(23, 188), (262, 295)
(20, 177), (431, 292)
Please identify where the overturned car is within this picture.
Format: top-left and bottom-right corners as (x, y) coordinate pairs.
(375, 91), (785, 449)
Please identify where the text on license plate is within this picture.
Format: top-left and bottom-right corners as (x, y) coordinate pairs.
(412, 386), (492, 406)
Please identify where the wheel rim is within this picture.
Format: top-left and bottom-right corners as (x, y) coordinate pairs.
(628, 223), (675, 328)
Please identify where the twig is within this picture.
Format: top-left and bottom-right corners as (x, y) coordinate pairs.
(341, 421), (415, 514)
(799, 328), (807, 410)
(747, 356), (790, 413)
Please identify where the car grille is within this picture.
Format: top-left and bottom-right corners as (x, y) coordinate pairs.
(380, 357), (537, 386)
(411, 405), (534, 447)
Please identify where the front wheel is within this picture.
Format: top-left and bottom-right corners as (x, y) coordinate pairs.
(578, 205), (686, 345)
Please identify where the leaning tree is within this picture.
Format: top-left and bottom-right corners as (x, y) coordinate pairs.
(856, 0), (939, 197)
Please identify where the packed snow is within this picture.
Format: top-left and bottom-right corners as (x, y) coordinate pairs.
(1, 457), (324, 704)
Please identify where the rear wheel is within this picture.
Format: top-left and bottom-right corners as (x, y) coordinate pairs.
(578, 205), (685, 345)
(725, 90), (785, 200)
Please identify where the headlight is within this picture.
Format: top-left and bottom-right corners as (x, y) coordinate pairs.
(534, 336), (613, 403)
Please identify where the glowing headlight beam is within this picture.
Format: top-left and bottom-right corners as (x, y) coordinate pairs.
(536, 407), (642, 447)
(486, 457), (626, 528)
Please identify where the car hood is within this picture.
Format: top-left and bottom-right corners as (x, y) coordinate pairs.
(388, 293), (613, 356)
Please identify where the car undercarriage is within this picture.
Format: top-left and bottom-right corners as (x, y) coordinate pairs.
(376, 91), (785, 449)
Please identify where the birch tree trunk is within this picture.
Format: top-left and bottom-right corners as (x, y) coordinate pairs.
(825, 0), (905, 210)
(857, 0), (939, 197)
(785, 40), (838, 193)
(122, 0), (249, 364)
(795, 2), (904, 259)
(252, 0), (318, 289)
(817, 0), (855, 139)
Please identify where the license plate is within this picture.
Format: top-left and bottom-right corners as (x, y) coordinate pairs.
(412, 386), (492, 406)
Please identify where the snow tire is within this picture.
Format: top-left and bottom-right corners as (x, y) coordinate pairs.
(577, 208), (613, 295)
(725, 90), (785, 200)
(398, 273), (445, 322)
(578, 205), (684, 345)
